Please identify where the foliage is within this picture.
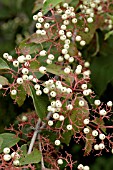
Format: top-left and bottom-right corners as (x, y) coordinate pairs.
(0, 0), (113, 169)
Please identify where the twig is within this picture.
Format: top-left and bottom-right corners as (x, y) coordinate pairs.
(27, 112), (53, 154)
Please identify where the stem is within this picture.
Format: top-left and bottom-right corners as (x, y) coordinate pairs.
(38, 133), (45, 170)
(27, 118), (41, 154)
(27, 112), (53, 154)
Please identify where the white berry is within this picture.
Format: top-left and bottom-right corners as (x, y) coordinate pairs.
(3, 147), (10, 154)
(83, 127), (90, 134)
(55, 139), (61, 146)
(16, 78), (23, 84)
(92, 130), (98, 137)
(3, 154), (11, 161)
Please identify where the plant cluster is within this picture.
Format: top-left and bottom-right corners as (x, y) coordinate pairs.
(0, 0), (113, 169)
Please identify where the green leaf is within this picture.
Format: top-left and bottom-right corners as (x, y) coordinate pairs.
(92, 118), (106, 134)
(30, 85), (49, 119)
(0, 133), (20, 153)
(20, 149), (41, 165)
(20, 144), (27, 156)
(0, 76), (9, 85)
(43, 0), (63, 14)
(71, 97), (90, 132)
(84, 127), (94, 155)
(0, 58), (10, 70)
(104, 30), (113, 40)
(11, 85), (26, 107)
(46, 64), (71, 83)
(90, 35), (113, 96)
(0, 138), (3, 147)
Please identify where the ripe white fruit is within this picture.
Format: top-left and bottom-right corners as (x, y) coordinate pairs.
(11, 152), (20, 159)
(43, 88), (49, 94)
(36, 90), (42, 96)
(48, 54), (54, 60)
(34, 84), (40, 90)
(3, 154), (11, 161)
(48, 120), (53, 126)
(99, 143), (105, 150)
(11, 89), (17, 95)
(22, 68), (29, 75)
(64, 67), (71, 74)
(16, 78), (23, 84)
(58, 56), (64, 62)
(80, 40), (86, 46)
(50, 91), (56, 97)
(83, 119), (89, 125)
(77, 164), (84, 169)
(39, 66), (46, 74)
(33, 15), (38, 20)
(72, 18), (77, 23)
(17, 55), (25, 63)
(99, 134), (105, 140)
(79, 100), (85, 107)
(13, 160), (20, 166)
(44, 23), (50, 29)
(83, 165), (90, 170)
(83, 90), (90, 96)
(99, 109), (107, 116)
(67, 104), (73, 110)
(94, 144), (99, 150)
(46, 59), (52, 64)
(66, 88), (72, 94)
(107, 101), (112, 107)
(59, 115), (65, 121)
(3, 147), (10, 154)
(83, 127), (90, 134)
(75, 35), (82, 42)
(57, 158), (63, 165)
(21, 115), (28, 122)
(92, 130), (98, 137)
(3, 53), (9, 59)
(66, 124), (72, 130)
(94, 99), (101, 106)
(56, 100), (62, 108)
(55, 139), (61, 146)
(81, 84), (87, 90)
(53, 113), (59, 120)
(13, 60), (19, 67)
(87, 17), (93, 23)
(39, 50), (47, 56)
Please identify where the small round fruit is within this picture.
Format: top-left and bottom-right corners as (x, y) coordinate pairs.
(83, 127), (90, 134)
(66, 124), (72, 130)
(3, 147), (10, 154)
(11, 152), (20, 159)
(59, 115), (65, 121)
(55, 139), (61, 146)
(48, 120), (53, 126)
(92, 130), (98, 137)
(13, 159), (20, 166)
(3, 154), (11, 161)
(77, 164), (84, 170)
(94, 144), (99, 150)
(13, 60), (19, 67)
(11, 90), (17, 95)
(99, 143), (105, 150)
(83, 119), (89, 125)
(99, 134), (105, 140)
(16, 78), (23, 84)
(57, 158), (63, 165)
(22, 115), (28, 122)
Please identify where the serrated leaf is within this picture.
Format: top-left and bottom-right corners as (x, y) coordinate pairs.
(0, 58), (10, 70)
(84, 127), (94, 155)
(11, 85), (26, 107)
(0, 76), (9, 85)
(20, 149), (41, 165)
(30, 85), (49, 119)
(42, 0), (63, 14)
(0, 133), (20, 153)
